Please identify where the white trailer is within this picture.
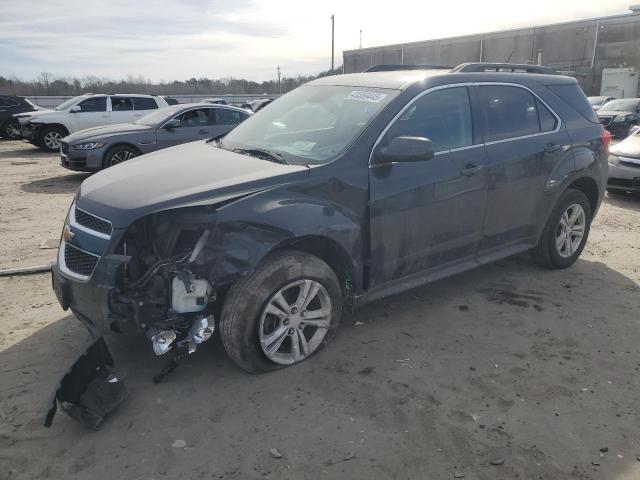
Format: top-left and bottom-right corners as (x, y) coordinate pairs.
(600, 68), (639, 98)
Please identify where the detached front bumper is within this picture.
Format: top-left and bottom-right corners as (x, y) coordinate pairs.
(20, 122), (38, 143)
(608, 159), (640, 191)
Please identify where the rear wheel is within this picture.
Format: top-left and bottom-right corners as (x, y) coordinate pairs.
(39, 126), (66, 152)
(220, 250), (342, 373)
(531, 189), (592, 269)
(102, 145), (138, 169)
(0, 119), (21, 139)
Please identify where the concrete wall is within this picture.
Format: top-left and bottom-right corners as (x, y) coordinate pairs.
(343, 12), (640, 95)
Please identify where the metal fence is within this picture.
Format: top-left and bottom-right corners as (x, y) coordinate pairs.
(26, 94), (277, 109)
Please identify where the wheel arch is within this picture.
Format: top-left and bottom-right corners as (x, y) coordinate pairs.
(102, 143), (143, 164)
(565, 175), (599, 215)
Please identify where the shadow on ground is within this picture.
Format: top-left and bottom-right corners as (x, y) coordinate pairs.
(0, 144), (56, 159)
(1, 256), (639, 479)
(605, 190), (640, 212)
(20, 173), (88, 195)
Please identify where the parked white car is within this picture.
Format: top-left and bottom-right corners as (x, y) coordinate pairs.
(15, 94), (169, 151)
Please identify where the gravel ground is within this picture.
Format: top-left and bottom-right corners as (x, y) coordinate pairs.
(1, 139), (639, 480)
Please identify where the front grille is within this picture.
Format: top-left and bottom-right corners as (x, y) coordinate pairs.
(61, 142), (69, 155)
(64, 243), (99, 277)
(75, 208), (112, 236)
(599, 116), (613, 126)
(608, 178), (633, 188)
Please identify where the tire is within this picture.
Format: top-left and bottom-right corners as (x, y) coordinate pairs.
(220, 250), (343, 373)
(531, 189), (592, 269)
(38, 126), (66, 152)
(0, 119), (21, 139)
(102, 145), (139, 169)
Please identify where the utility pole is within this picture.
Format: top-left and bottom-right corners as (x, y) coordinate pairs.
(330, 14), (335, 71)
(277, 65), (281, 95)
(359, 29), (362, 49)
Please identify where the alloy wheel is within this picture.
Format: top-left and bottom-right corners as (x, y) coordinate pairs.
(5, 121), (20, 139)
(555, 203), (586, 258)
(43, 131), (62, 149)
(109, 150), (136, 166)
(259, 279), (332, 365)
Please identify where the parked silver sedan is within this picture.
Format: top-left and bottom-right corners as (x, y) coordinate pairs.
(60, 103), (252, 171)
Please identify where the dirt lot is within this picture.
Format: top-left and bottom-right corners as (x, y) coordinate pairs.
(1, 139), (639, 480)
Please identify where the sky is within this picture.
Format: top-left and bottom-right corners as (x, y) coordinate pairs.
(0, 0), (634, 83)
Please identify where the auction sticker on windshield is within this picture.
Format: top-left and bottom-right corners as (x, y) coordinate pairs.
(345, 91), (388, 103)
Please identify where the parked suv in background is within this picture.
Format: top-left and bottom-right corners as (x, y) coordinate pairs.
(596, 98), (640, 138)
(61, 103), (251, 171)
(48, 64), (609, 428)
(0, 95), (39, 139)
(16, 94), (169, 151)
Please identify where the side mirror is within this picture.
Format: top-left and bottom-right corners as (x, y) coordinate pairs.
(164, 118), (181, 130)
(69, 105), (81, 113)
(372, 136), (434, 165)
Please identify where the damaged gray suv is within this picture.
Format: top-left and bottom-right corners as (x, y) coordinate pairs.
(48, 63), (609, 429)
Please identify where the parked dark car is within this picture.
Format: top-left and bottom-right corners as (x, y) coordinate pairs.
(48, 64), (609, 429)
(607, 129), (640, 193)
(60, 103), (252, 172)
(596, 98), (640, 138)
(0, 95), (39, 139)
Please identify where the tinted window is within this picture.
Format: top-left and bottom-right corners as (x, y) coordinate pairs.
(78, 97), (107, 112)
(176, 108), (214, 126)
(547, 84), (599, 123)
(111, 97), (134, 111)
(0, 97), (19, 107)
(386, 86), (473, 152)
(215, 108), (249, 126)
(537, 98), (557, 132)
(479, 86), (540, 142)
(133, 97), (158, 110)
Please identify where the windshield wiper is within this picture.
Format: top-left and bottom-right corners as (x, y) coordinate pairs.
(233, 148), (288, 164)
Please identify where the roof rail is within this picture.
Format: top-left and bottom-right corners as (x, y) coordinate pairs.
(365, 64), (451, 72)
(451, 63), (558, 75)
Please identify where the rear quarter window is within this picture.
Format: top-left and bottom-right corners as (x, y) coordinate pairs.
(546, 84), (599, 123)
(134, 97), (159, 110)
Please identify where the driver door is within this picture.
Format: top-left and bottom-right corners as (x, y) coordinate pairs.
(368, 86), (489, 286)
(69, 97), (109, 132)
(156, 107), (216, 149)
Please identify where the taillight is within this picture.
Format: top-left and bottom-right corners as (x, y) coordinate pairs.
(602, 129), (612, 157)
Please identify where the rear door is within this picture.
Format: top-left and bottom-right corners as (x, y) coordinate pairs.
(132, 97), (159, 121)
(213, 107), (251, 137)
(156, 107), (217, 149)
(109, 96), (135, 124)
(69, 96), (109, 132)
(476, 84), (571, 262)
(369, 85), (489, 285)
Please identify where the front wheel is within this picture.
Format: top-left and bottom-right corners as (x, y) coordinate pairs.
(220, 250), (343, 373)
(39, 126), (66, 151)
(531, 189), (592, 269)
(102, 145), (138, 169)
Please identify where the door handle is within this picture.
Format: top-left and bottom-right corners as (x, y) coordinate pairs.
(544, 142), (561, 154)
(461, 164), (483, 177)
(198, 129), (209, 134)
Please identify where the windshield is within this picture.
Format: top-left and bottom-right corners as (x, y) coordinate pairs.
(601, 99), (640, 111)
(220, 85), (398, 165)
(55, 97), (82, 111)
(134, 106), (179, 126)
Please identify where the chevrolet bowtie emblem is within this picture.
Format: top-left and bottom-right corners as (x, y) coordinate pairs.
(62, 225), (75, 242)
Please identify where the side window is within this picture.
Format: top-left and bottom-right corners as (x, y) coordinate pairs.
(77, 97), (107, 112)
(134, 97), (158, 110)
(0, 97), (19, 107)
(537, 98), (557, 132)
(111, 97), (134, 111)
(386, 86), (473, 152)
(215, 108), (248, 126)
(177, 108), (212, 126)
(479, 86), (540, 142)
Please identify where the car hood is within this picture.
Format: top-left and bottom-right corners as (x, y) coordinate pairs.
(14, 109), (55, 120)
(77, 140), (308, 228)
(66, 123), (151, 142)
(597, 110), (634, 116)
(610, 135), (640, 159)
